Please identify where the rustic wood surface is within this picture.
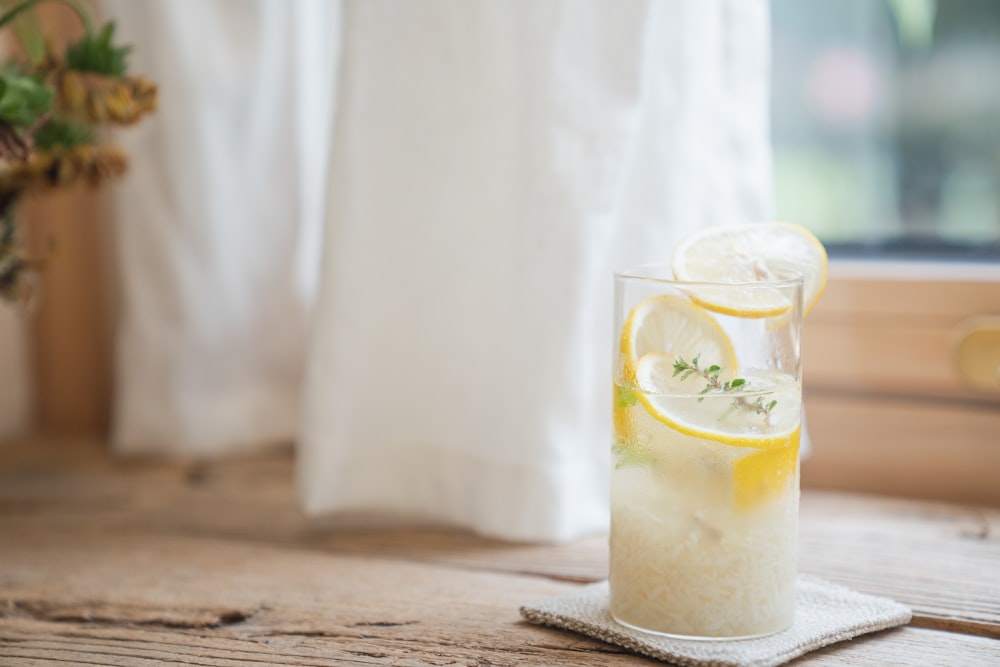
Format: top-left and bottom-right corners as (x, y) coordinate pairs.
(804, 273), (1000, 403)
(1, 437), (998, 665)
(800, 273), (1000, 508)
(801, 390), (1000, 507)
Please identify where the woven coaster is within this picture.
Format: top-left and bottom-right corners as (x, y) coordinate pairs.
(520, 575), (911, 667)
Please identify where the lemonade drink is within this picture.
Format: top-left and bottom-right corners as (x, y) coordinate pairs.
(610, 274), (807, 639)
(610, 224), (826, 638)
(611, 375), (801, 637)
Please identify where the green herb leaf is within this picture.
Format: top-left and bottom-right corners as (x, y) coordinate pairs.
(615, 384), (637, 409)
(670, 352), (778, 424)
(612, 442), (657, 470)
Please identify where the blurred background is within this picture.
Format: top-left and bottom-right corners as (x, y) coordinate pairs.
(774, 0), (1000, 255)
(0, 0), (997, 515)
(769, 0), (999, 504)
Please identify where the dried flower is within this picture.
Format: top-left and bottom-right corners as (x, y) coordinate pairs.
(0, 2), (157, 306)
(54, 70), (157, 125)
(0, 143), (127, 195)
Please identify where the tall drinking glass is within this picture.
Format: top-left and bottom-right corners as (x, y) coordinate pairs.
(610, 265), (804, 639)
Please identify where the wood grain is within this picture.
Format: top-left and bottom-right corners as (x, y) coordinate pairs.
(22, 187), (113, 435)
(803, 390), (1000, 506)
(804, 274), (1000, 403)
(798, 492), (1000, 638)
(806, 320), (968, 396)
(21, 0), (115, 435)
(3, 622), (997, 666)
(0, 529), (642, 666)
(816, 271), (999, 319)
(799, 272), (1000, 503)
(1, 532), (996, 666)
(797, 627), (1000, 666)
(1, 436), (998, 665)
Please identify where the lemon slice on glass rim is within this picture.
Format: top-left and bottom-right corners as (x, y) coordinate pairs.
(619, 295), (797, 450)
(671, 222), (828, 318)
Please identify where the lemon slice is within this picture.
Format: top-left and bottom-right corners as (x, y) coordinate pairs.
(671, 222), (828, 318)
(633, 353), (798, 450)
(619, 294), (737, 383)
(620, 296), (793, 449)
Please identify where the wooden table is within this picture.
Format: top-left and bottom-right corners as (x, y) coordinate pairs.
(1, 437), (997, 665)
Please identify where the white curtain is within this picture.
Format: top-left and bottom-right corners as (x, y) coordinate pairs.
(105, 0), (337, 456)
(107, 0), (772, 541)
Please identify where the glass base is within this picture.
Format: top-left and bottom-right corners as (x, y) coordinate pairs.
(610, 611), (791, 641)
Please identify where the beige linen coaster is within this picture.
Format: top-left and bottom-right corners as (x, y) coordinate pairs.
(520, 575), (911, 667)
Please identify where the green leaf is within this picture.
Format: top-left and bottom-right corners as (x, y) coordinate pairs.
(613, 442), (657, 470)
(64, 20), (132, 76)
(615, 384), (637, 409)
(0, 70), (51, 126)
(730, 378), (746, 389)
(32, 118), (96, 150)
(768, 399), (778, 411)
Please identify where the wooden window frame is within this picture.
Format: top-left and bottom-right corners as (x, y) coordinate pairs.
(802, 260), (1000, 506)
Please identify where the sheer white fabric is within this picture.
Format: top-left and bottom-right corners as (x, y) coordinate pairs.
(105, 0), (772, 541)
(297, 0), (773, 541)
(106, 0), (337, 456)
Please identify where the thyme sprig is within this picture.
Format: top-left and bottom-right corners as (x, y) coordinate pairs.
(672, 353), (777, 424)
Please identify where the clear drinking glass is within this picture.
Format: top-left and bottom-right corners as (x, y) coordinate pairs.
(610, 265), (804, 639)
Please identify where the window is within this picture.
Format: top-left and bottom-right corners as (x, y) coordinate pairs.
(773, 0), (1000, 256)
(771, 0), (1000, 504)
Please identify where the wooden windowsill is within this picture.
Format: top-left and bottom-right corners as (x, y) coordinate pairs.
(0, 436), (997, 664)
(801, 260), (1000, 506)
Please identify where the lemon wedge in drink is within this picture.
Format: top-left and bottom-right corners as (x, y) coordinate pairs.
(671, 222), (828, 318)
(733, 439), (800, 509)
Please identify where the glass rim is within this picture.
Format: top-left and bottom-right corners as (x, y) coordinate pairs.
(614, 263), (805, 289)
